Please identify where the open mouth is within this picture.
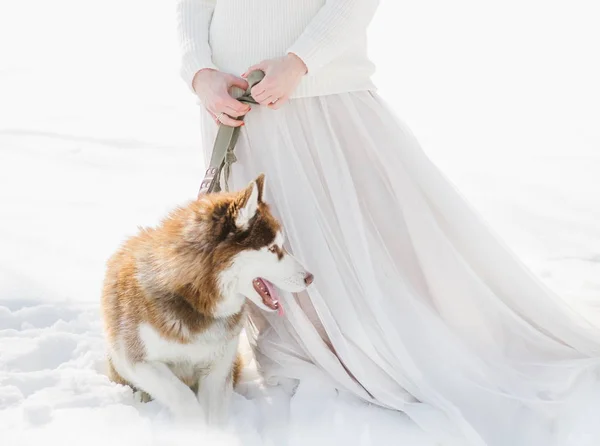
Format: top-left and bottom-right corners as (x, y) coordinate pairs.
(253, 278), (284, 316)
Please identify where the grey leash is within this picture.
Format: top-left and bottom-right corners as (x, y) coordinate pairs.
(198, 70), (265, 197)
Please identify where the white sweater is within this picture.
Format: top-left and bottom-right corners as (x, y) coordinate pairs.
(176, 0), (380, 98)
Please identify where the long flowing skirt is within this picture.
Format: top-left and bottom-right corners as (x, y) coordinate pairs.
(199, 91), (600, 445)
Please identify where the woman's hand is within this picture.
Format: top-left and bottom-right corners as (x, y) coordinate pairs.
(192, 68), (251, 127)
(242, 53), (308, 110)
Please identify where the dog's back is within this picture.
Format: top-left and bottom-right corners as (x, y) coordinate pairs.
(101, 175), (311, 423)
(102, 232), (244, 382)
(101, 213), (246, 422)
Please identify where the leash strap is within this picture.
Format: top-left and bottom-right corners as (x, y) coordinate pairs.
(198, 70), (265, 197)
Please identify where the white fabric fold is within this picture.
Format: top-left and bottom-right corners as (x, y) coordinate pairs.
(200, 91), (600, 445)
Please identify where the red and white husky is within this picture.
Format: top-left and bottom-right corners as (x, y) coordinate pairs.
(101, 174), (313, 424)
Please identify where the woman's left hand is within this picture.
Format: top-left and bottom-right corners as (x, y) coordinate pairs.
(241, 53), (308, 110)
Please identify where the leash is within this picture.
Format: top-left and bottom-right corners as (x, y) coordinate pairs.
(197, 70), (265, 197)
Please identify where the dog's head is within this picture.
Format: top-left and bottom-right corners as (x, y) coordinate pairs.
(185, 174), (313, 316)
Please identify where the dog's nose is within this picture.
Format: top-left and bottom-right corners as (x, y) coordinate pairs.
(304, 272), (314, 286)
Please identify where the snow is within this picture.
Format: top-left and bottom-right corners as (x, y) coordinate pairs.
(1, 0), (599, 445)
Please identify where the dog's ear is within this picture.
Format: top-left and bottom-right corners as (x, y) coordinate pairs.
(254, 173), (266, 203)
(234, 178), (260, 229)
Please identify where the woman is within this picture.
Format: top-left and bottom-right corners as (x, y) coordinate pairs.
(176, 1), (600, 444)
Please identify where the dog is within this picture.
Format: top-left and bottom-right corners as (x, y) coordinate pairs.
(101, 174), (313, 424)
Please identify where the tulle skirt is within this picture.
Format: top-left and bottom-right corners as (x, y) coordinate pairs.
(199, 90), (600, 445)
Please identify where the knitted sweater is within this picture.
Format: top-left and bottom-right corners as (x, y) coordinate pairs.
(176, 0), (380, 98)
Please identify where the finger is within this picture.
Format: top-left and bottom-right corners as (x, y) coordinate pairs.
(267, 95), (289, 110)
(208, 110), (220, 124)
(215, 94), (251, 115)
(208, 107), (245, 126)
(242, 61), (268, 78)
(249, 75), (273, 92)
(253, 89), (278, 105)
(225, 74), (249, 92)
(257, 95), (278, 107)
(224, 103), (251, 117)
(251, 85), (275, 103)
(204, 107), (220, 124)
(218, 113), (245, 127)
(250, 83), (267, 99)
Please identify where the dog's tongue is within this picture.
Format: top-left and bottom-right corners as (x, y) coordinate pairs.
(254, 278), (285, 316)
(262, 278), (284, 317)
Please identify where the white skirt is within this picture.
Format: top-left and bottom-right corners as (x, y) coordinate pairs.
(200, 91), (600, 445)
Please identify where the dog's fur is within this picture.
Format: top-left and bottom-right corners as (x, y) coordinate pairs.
(101, 175), (310, 424)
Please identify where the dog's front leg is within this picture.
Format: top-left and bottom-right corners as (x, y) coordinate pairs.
(197, 341), (238, 426)
(127, 361), (205, 421)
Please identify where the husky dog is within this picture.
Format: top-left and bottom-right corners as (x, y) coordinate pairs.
(101, 174), (313, 424)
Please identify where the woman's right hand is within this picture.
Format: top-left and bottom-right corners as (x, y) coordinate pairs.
(192, 68), (251, 127)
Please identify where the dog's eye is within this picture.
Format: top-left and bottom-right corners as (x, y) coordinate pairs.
(269, 246), (277, 254)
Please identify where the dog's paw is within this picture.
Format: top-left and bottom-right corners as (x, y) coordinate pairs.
(133, 390), (153, 403)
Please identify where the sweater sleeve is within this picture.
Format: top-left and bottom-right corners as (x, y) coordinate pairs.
(286, 0), (380, 75)
(176, 0), (219, 91)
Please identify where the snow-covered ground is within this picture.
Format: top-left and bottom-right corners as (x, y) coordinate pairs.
(1, 1), (599, 445)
